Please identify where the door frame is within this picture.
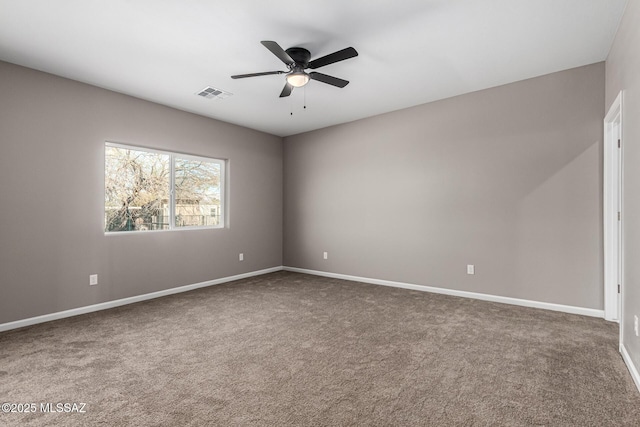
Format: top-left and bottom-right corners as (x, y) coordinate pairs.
(603, 91), (623, 326)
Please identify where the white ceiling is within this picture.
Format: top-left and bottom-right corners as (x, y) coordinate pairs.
(0, 0), (628, 137)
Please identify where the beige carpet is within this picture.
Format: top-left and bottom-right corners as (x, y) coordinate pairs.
(0, 271), (639, 426)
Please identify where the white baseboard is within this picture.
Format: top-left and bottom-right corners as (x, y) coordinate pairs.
(283, 266), (604, 318)
(1, 265), (605, 333)
(0, 266), (283, 333)
(620, 344), (640, 393)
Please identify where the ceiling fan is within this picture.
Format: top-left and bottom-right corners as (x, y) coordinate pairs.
(231, 40), (358, 97)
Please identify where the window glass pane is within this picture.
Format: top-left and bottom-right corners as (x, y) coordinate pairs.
(105, 146), (170, 232)
(174, 158), (222, 228)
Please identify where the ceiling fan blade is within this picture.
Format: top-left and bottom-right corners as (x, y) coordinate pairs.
(261, 41), (295, 65)
(279, 82), (294, 98)
(231, 71), (285, 79)
(309, 72), (349, 88)
(308, 47), (358, 69)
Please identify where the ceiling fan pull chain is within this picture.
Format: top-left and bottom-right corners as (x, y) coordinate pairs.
(304, 86), (307, 110)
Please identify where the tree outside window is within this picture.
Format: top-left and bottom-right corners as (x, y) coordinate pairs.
(105, 143), (224, 233)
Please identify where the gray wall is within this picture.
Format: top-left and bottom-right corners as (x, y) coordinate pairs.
(606, 0), (640, 375)
(284, 62), (604, 309)
(0, 61), (283, 324)
(0, 57), (611, 325)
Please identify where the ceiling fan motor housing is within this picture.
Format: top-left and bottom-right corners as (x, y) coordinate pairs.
(285, 47), (311, 68)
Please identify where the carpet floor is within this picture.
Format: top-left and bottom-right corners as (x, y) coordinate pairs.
(0, 271), (639, 426)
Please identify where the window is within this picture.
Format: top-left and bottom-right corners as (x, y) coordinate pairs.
(105, 143), (224, 233)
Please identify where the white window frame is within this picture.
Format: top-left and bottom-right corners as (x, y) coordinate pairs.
(105, 142), (226, 234)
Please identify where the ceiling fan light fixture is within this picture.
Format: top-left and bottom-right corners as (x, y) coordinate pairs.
(286, 72), (310, 87)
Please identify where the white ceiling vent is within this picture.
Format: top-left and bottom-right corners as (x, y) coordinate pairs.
(196, 86), (232, 100)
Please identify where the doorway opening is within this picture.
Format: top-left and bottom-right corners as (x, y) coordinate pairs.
(603, 91), (623, 326)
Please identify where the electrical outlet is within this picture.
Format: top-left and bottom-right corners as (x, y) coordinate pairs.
(323, 252), (328, 260)
(239, 253), (244, 262)
(89, 274), (98, 286)
(467, 265), (475, 275)
(635, 315), (639, 337)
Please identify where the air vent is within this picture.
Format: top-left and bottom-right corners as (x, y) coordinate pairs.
(196, 86), (232, 100)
